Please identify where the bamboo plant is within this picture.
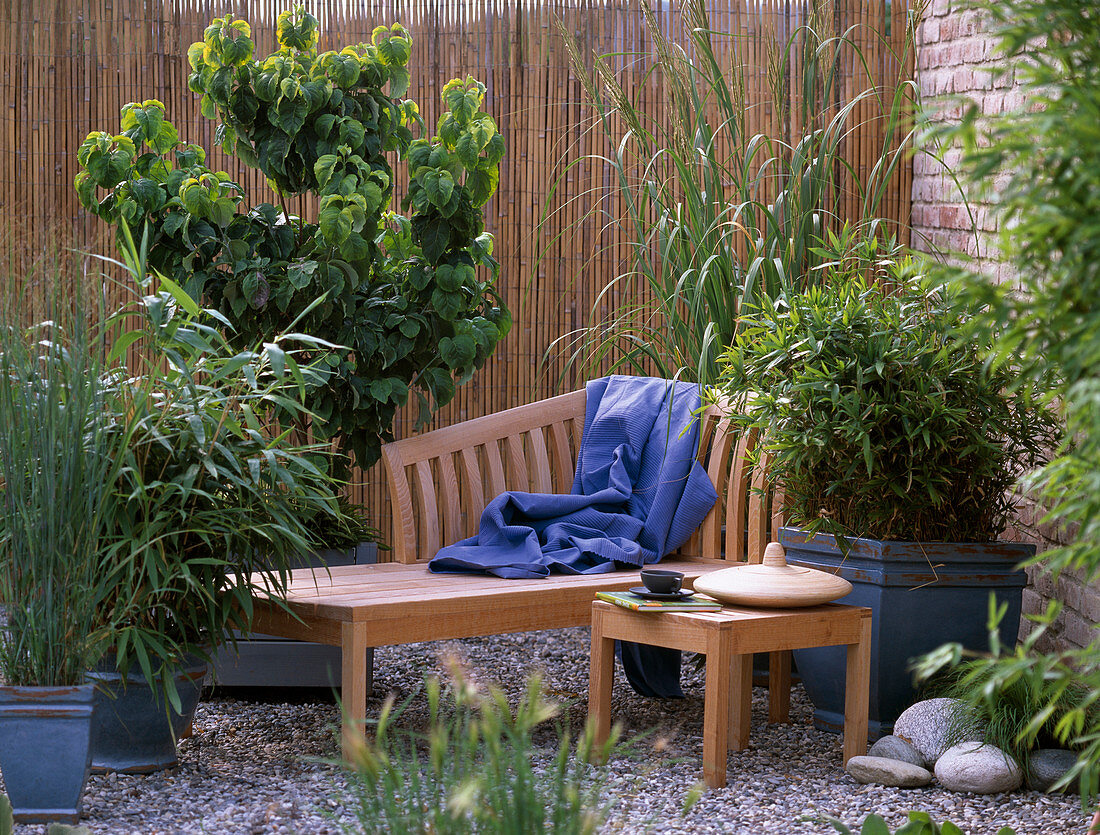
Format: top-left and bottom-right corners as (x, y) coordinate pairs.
(341, 660), (621, 834)
(0, 223), (355, 705)
(0, 264), (127, 687)
(90, 226), (352, 699)
(541, 0), (924, 386)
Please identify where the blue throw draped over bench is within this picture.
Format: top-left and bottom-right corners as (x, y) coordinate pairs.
(429, 376), (719, 697)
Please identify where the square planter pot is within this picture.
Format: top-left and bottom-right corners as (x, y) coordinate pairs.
(0, 683), (96, 823)
(86, 655), (207, 773)
(781, 527), (1032, 740)
(211, 542), (377, 689)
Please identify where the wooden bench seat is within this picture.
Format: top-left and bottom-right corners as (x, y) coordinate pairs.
(249, 386), (783, 749)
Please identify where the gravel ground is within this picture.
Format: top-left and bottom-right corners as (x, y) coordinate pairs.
(6, 627), (1089, 834)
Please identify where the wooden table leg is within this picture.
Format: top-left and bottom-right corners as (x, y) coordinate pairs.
(341, 621), (370, 760)
(588, 607), (616, 761)
(842, 612), (872, 764)
(703, 630), (732, 788)
(728, 652), (752, 752)
(767, 650), (791, 724)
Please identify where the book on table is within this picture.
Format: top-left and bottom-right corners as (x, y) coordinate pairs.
(595, 591), (724, 612)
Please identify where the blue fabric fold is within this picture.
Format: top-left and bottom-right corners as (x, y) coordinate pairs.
(429, 376), (718, 698)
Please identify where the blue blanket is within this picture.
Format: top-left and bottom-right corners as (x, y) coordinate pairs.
(429, 376), (719, 697)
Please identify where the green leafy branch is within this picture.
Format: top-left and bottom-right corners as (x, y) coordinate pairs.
(75, 5), (509, 472)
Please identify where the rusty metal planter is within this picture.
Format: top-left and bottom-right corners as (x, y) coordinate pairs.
(781, 527), (1033, 740)
(0, 683), (96, 823)
(85, 656), (206, 773)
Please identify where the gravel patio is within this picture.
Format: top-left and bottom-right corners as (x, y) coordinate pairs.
(14, 628), (1085, 834)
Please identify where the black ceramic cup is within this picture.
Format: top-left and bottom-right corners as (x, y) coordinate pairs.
(640, 568), (684, 595)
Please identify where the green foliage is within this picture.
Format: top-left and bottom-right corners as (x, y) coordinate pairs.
(0, 789), (11, 834)
(816, 811), (1015, 835)
(75, 5), (508, 471)
(91, 228), (350, 696)
(716, 256), (1057, 541)
(914, 598), (1096, 782)
(0, 229), (346, 700)
(914, 603), (1100, 797)
(543, 0), (922, 386)
(340, 663), (621, 834)
(912, 0), (1100, 806)
(939, 0), (1100, 581)
(0, 269), (127, 687)
(300, 496), (384, 552)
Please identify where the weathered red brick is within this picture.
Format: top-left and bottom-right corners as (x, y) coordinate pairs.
(1060, 611), (1097, 650)
(920, 19), (941, 45)
(1078, 583), (1100, 624)
(1021, 588), (1046, 617)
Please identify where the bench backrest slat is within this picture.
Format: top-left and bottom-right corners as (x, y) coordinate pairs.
(438, 452), (463, 541)
(414, 459), (440, 557)
(460, 446), (485, 534)
(485, 441), (508, 500)
(699, 413), (733, 560)
(549, 420), (573, 489)
(381, 386), (782, 564)
(725, 430), (755, 563)
(748, 450), (771, 561)
(529, 426), (553, 493)
(506, 433), (528, 492)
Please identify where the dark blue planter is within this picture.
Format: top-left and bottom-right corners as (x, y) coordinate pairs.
(781, 527), (1032, 740)
(212, 542), (378, 689)
(86, 656), (206, 773)
(0, 683), (96, 823)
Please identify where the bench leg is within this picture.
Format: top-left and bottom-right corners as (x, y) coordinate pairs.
(728, 652), (752, 752)
(767, 650), (791, 724)
(588, 607), (616, 763)
(364, 647), (374, 697)
(843, 613), (872, 764)
(703, 631), (732, 788)
(341, 621), (370, 760)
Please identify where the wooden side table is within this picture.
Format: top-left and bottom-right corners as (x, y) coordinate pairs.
(588, 600), (872, 789)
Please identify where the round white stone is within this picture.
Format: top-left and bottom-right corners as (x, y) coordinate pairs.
(935, 741), (1024, 794)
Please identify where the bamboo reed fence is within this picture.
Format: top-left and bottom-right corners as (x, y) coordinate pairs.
(0, 0), (912, 553)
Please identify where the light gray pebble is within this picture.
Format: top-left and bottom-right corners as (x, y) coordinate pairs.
(868, 734), (929, 768)
(846, 755), (934, 787)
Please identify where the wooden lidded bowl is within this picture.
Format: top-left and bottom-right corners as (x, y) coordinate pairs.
(692, 542), (852, 608)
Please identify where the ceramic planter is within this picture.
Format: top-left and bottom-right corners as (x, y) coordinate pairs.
(0, 683), (96, 823)
(86, 656), (206, 773)
(781, 527), (1032, 739)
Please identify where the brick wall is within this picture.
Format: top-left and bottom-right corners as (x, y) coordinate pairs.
(1005, 498), (1090, 653)
(911, 0), (1020, 278)
(912, 0), (1095, 653)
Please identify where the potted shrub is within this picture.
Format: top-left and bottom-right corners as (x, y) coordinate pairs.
(716, 252), (1058, 737)
(86, 235), (352, 772)
(0, 286), (129, 822)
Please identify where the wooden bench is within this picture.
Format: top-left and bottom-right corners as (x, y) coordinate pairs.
(250, 387), (784, 749)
